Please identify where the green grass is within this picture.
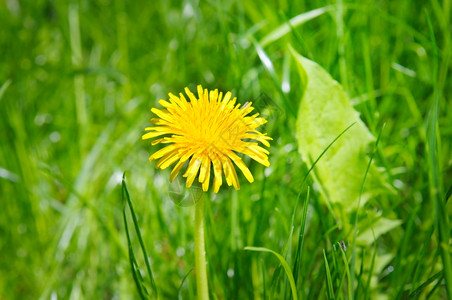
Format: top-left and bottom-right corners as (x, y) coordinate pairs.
(1, 0), (451, 299)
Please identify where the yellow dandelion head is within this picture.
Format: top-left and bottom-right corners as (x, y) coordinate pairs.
(142, 85), (272, 193)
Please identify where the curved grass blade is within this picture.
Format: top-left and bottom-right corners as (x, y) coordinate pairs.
(245, 246), (298, 300)
(425, 273), (444, 299)
(364, 230), (377, 300)
(260, 6), (332, 47)
(299, 122), (356, 189)
(349, 124), (384, 298)
(323, 250), (335, 300)
(125, 226), (149, 299)
(410, 227), (434, 296)
(338, 244), (352, 299)
(253, 40), (296, 118)
(122, 173), (158, 298)
(292, 187), (310, 286)
(409, 271), (443, 298)
(281, 225), (294, 300)
(177, 268), (193, 300)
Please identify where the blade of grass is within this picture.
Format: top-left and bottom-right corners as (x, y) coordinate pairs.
(323, 250), (335, 300)
(331, 246), (340, 295)
(122, 173), (158, 298)
(292, 187), (310, 287)
(360, 32), (376, 132)
(267, 213), (290, 298)
(410, 227), (435, 295)
(297, 121), (357, 189)
(245, 246), (298, 300)
(335, 0), (348, 92)
(282, 225), (294, 300)
(342, 3), (434, 51)
(355, 249), (365, 300)
(425, 272), (444, 299)
(394, 203), (422, 298)
(409, 271), (443, 298)
(114, 0), (131, 105)
(338, 244), (352, 299)
(251, 257), (263, 300)
(334, 243), (349, 299)
(253, 39), (297, 118)
(260, 6), (332, 47)
(69, 3), (88, 156)
(124, 214), (148, 299)
(177, 268), (194, 300)
(425, 10), (452, 299)
(364, 230), (377, 300)
(262, 259), (267, 300)
(350, 124), (385, 299)
(445, 185), (452, 203)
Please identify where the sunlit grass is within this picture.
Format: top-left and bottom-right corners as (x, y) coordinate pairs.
(0, 0), (451, 299)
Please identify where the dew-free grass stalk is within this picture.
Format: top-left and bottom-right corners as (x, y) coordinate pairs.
(194, 195), (209, 300)
(122, 174), (158, 298)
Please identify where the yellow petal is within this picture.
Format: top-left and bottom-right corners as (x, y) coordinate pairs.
(225, 156), (240, 190)
(184, 158), (202, 188)
(179, 93), (189, 105)
(158, 99), (172, 108)
(142, 130), (168, 140)
(242, 147), (270, 167)
(249, 144), (270, 155)
(170, 159), (185, 182)
(219, 154), (232, 186)
(185, 87), (198, 103)
(151, 108), (174, 122)
(180, 148), (197, 162)
(151, 138), (165, 145)
(158, 152), (181, 169)
(240, 105), (254, 117)
(226, 150), (254, 183)
(222, 91), (231, 104)
(244, 133), (272, 147)
(168, 93), (184, 108)
(248, 116), (267, 128)
(209, 89), (218, 104)
(197, 85), (204, 100)
(209, 153), (223, 193)
(201, 160), (211, 191)
(198, 155), (211, 183)
(149, 145), (176, 161)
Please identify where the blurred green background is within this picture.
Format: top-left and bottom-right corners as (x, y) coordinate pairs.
(1, 0), (451, 299)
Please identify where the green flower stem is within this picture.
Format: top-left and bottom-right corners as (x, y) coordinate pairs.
(194, 195), (209, 300)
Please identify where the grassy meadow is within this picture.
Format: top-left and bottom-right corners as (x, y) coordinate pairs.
(1, 0), (451, 299)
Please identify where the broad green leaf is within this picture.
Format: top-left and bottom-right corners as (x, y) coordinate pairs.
(290, 47), (391, 210)
(290, 48), (401, 299)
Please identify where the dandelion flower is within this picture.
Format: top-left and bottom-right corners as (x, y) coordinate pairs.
(143, 85), (272, 193)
